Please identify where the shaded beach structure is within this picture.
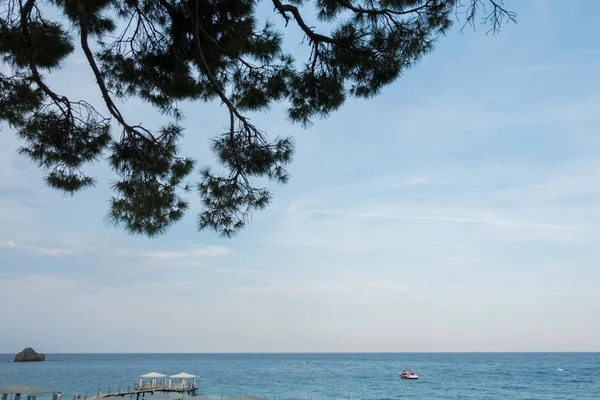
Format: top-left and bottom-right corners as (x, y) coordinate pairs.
(168, 374), (198, 391)
(138, 373), (168, 390)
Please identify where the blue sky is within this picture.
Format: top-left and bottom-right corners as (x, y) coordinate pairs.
(1, 0), (600, 353)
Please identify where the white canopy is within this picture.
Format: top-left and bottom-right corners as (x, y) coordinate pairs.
(140, 372), (167, 378)
(169, 373), (196, 379)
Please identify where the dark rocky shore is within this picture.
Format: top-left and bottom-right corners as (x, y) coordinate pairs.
(14, 347), (45, 362)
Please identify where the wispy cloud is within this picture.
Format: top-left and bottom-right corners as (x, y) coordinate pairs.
(232, 279), (411, 296)
(296, 208), (574, 230)
(2, 240), (73, 257)
(142, 245), (231, 260)
(0, 273), (87, 294)
(214, 266), (262, 274)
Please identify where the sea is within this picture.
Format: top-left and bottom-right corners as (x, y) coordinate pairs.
(0, 353), (598, 400)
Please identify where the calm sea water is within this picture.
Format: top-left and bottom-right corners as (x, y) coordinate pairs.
(0, 353), (598, 400)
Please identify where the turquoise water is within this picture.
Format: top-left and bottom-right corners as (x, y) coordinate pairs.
(1, 353), (598, 400)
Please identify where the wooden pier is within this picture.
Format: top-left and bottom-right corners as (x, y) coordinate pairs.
(86, 386), (198, 400)
(85, 372), (199, 400)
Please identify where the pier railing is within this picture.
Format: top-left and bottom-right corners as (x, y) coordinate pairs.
(81, 384), (199, 400)
(64, 393), (357, 400)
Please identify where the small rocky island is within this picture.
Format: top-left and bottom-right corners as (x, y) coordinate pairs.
(14, 347), (45, 362)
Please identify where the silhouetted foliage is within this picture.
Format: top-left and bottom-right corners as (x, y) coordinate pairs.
(0, 0), (515, 237)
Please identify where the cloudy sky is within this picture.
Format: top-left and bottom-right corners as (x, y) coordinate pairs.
(1, 0), (600, 353)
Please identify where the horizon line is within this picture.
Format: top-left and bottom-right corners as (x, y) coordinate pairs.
(2, 351), (600, 355)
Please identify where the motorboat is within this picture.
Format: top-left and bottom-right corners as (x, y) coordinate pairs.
(399, 369), (419, 380)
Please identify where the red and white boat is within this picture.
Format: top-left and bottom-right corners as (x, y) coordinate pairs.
(399, 369), (419, 380)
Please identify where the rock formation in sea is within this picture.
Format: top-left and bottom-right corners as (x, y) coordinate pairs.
(14, 347), (46, 362)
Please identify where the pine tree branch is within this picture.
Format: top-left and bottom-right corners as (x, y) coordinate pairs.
(3, 0), (516, 237)
(460, 0), (517, 34)
(486, 0), (517, 33)
(338, 0), (434, 18)
(271, 0), (387, 72)
(76, 0), (154, 142)
(19, 0), (36, 21)
(194, 20), (261, 72)
(188, 2), (257, 128)
(187, 0), (261, 180)
(19, 0), (72, 120)
(271, 0), (337, 45)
